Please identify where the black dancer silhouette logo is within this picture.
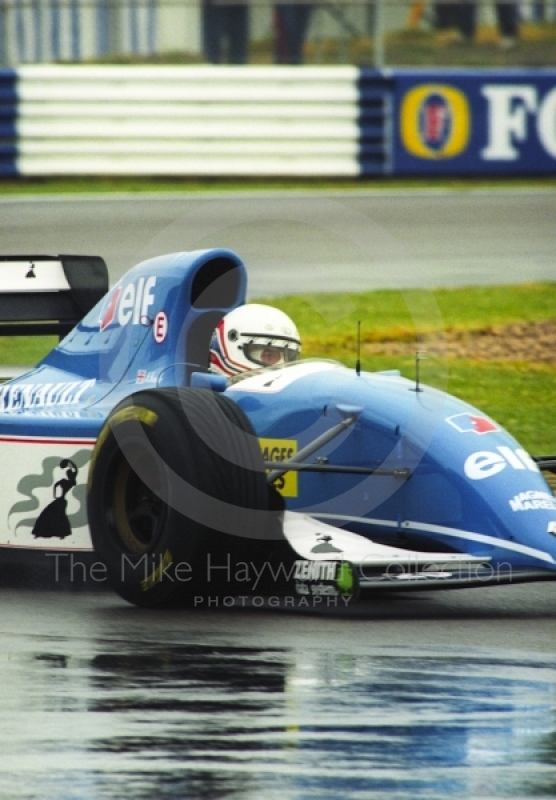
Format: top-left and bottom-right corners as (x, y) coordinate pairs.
(8, 450), (90, 537)
(32, 459), (78, 539)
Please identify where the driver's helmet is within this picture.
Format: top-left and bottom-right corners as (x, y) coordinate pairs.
(209, 303), (301, 376)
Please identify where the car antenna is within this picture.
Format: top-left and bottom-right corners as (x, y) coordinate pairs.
(356, 320), (361, 376)
(410, 350), (426, 392)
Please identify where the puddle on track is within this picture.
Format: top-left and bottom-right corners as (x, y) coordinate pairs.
(1, 586), (556, 799)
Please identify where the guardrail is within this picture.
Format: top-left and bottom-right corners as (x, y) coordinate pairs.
(1, 65), (555, 178)
(13, 64), (363, 176)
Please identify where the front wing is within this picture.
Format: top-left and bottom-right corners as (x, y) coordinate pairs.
(281, 512), (555, 597)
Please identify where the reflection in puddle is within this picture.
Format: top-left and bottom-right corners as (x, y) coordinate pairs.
(1, 639), (555, 799)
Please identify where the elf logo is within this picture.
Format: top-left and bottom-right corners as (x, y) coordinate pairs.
(464, 446), (540, 481)
(100, 277), (157, 331)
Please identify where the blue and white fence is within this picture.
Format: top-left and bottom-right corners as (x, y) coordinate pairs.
(0, 65), (555, 177)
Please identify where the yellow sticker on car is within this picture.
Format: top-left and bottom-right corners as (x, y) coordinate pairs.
(260, 438), (298, 497)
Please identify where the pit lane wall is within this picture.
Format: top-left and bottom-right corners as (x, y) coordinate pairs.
(1, 65), (555, 177)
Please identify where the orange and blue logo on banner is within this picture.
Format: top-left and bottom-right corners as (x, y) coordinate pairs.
(400, 84), (471, 159)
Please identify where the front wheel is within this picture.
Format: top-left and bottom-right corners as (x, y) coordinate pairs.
(87, 387), (280, 606)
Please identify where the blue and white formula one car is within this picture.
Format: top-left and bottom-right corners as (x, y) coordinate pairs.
(0, 249), (555, 607)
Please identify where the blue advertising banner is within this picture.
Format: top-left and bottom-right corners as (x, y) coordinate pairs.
(390, 69), (556, 175)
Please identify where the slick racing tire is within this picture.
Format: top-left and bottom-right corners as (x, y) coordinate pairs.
(87, 387), (277, 607)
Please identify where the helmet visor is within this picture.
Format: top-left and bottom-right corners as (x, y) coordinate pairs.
(243, 341), (300, 368)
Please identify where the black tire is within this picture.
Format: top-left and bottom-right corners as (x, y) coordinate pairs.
(87, 387), (281, 607)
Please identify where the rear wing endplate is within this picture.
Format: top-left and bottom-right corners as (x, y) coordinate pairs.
(0, 255), (108, 337)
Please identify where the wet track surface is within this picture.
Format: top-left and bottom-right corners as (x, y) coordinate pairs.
(2, 585), (556, 799)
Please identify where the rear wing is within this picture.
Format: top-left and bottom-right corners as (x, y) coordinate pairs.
(0, 255), (108, 337)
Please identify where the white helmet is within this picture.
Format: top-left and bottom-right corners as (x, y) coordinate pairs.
(209, 304), (301, 377)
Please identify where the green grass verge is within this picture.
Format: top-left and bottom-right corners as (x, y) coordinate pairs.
(347, 355), (555, 454)
(258, 282), (556, 344)
(1, 282), (554, 453)
(261, 282), (556, 453)
(1, 176), (556, 196)
(0, 337), (58, 368)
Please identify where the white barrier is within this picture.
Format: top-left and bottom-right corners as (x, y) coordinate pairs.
(17, 65), (360, 176)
